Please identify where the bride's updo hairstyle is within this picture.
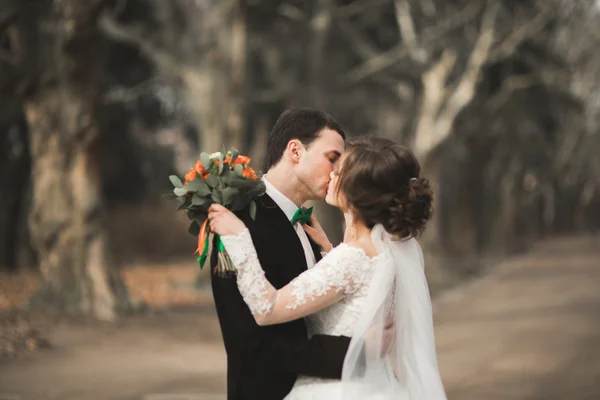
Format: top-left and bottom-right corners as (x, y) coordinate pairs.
(336, 137), (433, 239)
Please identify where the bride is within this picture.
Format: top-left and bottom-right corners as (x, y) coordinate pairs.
(208, 136), (447, 399)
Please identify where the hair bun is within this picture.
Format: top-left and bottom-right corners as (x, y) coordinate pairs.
(386, 177), (434, 238)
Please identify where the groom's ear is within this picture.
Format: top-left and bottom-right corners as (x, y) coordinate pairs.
(287, 139), (304, 164)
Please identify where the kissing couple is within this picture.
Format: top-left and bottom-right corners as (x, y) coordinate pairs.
(208, 108), (447, 399)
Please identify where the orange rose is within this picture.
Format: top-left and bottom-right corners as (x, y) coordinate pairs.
(232, 155), (251, 166)
(184, 169), (197, 185)
(242, 167), (257, 180)
(194, 161), (207, 177)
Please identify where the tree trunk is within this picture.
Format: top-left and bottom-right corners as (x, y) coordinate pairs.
(24, 89), (127, 320)
(0, 113), (30, 271)
(21, 0), (129, 320)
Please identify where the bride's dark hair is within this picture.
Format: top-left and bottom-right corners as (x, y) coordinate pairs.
(336, 136), (433, 239)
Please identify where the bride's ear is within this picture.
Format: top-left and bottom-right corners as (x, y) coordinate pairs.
(286, 139), (304, 164)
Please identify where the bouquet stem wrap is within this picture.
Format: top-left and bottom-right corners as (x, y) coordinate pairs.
(195, 219), (235, 277)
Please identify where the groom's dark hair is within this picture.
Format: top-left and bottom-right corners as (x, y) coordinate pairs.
(266, 108), (346, 169)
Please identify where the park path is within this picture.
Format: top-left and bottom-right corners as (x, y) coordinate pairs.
(0, 235), (598, 400)
(434, 235), (600, 400)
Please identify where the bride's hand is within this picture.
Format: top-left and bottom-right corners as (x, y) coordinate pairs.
(208, 204), (246, 236)
(302, 215), (333, 253)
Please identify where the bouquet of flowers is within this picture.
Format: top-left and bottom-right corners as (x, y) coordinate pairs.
(167, 146), (265, 276)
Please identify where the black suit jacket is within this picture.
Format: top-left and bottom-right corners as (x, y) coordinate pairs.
(210, 194), (351, 400)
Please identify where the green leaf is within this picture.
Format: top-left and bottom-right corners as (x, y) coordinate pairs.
(192, 193), (209, 206)
(188, 221), (200, 236)
(169, 175), (184, 188)
(220, 144), (227, 155)
(249, 200), (257, 220)
(234, 164), (243, 177)
(200, 152), (211, 169)
(221, 170), (236, 185)
(246, 181), (266, 197)
(229, 177), (261, 189)
(205, 174), (218, 188)
(186, 179), (212, 196)
(231, 148), (239, 164)
(174, 187), (188, 196)
(231, 196), (245, 211)
(218, 153), (224, 175)
(211, 191), (223, 204)
(177, 197), (190, 211)
(221, 187), (239, 206)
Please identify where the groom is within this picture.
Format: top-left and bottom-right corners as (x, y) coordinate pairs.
(210, 108), (349, 400)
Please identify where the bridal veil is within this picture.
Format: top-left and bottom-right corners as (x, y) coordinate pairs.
(341, 224), (447, 399)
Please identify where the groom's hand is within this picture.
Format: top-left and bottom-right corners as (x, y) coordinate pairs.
(208, 204), (246, 236)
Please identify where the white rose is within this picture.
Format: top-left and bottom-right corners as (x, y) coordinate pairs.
(209, 152), (222, 160)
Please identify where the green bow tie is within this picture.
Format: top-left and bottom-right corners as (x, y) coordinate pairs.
(291, 206), (313, 226)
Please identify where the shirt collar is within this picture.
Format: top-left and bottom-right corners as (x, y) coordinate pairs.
(262, 177), (299, 221)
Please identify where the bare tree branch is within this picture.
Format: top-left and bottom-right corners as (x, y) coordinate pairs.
(335, 12), (380, 60)
(419, 0), (436, 17)
(485, 68), (570, 112)
(308, 0), (333, 105)
(98, 11), (206, 89)
(485, 74), (540, 111)
(103, 78), (163, 104)
(277, 4), (307, 21)
(412, 49), (457, 157)
(334, 9), (417, 93)
(436, 5), (499, 128)
(98, 13), (170, 67)
(488, 6), (555, 63)
(554, 121), (586, 174)
(343, 1), (484, 83)
(393, 0), (427, 62)
(414, 3), (500, 158)
(335, 0), (389, 19)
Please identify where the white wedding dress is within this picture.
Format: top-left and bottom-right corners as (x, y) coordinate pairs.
(221, 225), (447, 400)
(281, 243), (399, 400)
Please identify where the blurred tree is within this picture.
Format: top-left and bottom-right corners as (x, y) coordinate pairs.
(1, 0), (130, 320)
(0, 109), (30, 270)
(98, 0), (248, 153)
(1, 0), (599, 307)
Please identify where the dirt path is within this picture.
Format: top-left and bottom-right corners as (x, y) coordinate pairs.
(1, 235), (598, 400)
(434, 235), (600, 400)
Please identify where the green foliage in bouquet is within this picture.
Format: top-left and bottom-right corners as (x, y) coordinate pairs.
(165, 145), (265, 273)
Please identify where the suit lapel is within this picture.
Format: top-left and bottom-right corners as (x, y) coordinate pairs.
(249, 194), (309, 286)
(258, 194), (324, 264)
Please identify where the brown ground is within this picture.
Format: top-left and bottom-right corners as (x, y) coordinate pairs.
(1, 235), (599, 400)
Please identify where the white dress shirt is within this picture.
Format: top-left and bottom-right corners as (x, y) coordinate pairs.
(263, 177), (317, 269)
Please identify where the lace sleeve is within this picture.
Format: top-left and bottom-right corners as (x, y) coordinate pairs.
(220, 228), (369, 326)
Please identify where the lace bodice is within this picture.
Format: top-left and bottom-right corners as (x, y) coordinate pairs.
(221, 227), (396, 396)
(220, 228), (389, 328)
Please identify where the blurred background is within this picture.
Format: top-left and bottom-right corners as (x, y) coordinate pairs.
(1, 0), (599, 399)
